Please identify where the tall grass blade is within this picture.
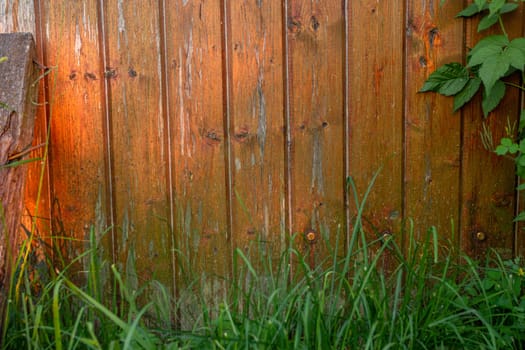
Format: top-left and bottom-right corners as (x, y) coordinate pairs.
(52, 279), (64, 350)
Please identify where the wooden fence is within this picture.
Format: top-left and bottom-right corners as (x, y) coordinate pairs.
(1, 1), (524, 296)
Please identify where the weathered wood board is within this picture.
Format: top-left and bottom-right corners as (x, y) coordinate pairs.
(460, 7), (524, 260)
(347, 1), (404, 266)
(405, 2), (464, 244)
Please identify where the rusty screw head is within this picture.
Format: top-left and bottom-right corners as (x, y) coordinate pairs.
(305, 230), (317, 243)
(476, 231), (487, 241)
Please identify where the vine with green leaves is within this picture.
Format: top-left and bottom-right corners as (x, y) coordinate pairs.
(421, 0), (525, 221)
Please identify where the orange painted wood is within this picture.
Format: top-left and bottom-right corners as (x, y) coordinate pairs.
(460, 7), (523, 260)
(229, 1), (286, 258)
(286, 0), (345, 264)
(103, 0), (173, 288)
(404, 2), (464, 243)
(38, 0), (110, 270)
(164, 0), (231, 312)
(347, 1), (404, 259)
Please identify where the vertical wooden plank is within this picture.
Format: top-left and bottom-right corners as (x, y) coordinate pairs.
(286, 0), (345, 263)
(461, 7), (523, 260)
(348, 1), (404, 258)
(164, 0), (230, 320)
(229, 1), (285, 258)
(104, 0), (173, 288)
(40, 0), (109, 270)
(405, 2), (464, 243)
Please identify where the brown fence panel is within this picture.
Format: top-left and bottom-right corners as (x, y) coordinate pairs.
(164, 0), (231, 319)
(229, 0), (286, 267)
(286, 1), (345, 266)
(37, 0), (110, 275)
(102, 0), (174, 290)
(404, 2), (464, 245)
(347, 1), (404, 263)
(460, 8), (524, 260)
(3, 0), (524, 298)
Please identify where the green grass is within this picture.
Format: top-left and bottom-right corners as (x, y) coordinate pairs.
(2, 178), (525, 349)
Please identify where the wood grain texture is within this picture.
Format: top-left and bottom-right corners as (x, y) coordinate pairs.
(164, 0), (230, 318)
(103, 0), (173, 288)
(460, 7), (523, 260)
(13, 0), (525, 295)
(347, 1), (404, 259)
(229, 1), (286, 259)
(287, 0), (345, 264)
(0, 0), (36, 33)
(404, 1), (464, 243)
(38, 0), (109, 272)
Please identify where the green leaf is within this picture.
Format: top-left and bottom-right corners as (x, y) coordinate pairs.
(482, 79), (505, 116)
(503, 46), (525, 70)
(478, 14), (499, 31)
(420, 63), (469, 95)
(474, 0), (487, 10)
(488, 0), (505, 17)
(518, 155), (525, 166)
(456, 3), (482, 17)
(439, 78), (470, 96)
(495, 145), (508, 155)
(509, 144), (520, 154)
(500, 3), (520, 15)
(510, 38), (525, 57)
(468, 45), (503, 67)
(514, 211), (525, 222)
(468, 35), (509, 64)
(453, 78), (481, 111)
(479, 55), (509, 95)
(501, 138), (513, 147)
(517, 183), (525, 191)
